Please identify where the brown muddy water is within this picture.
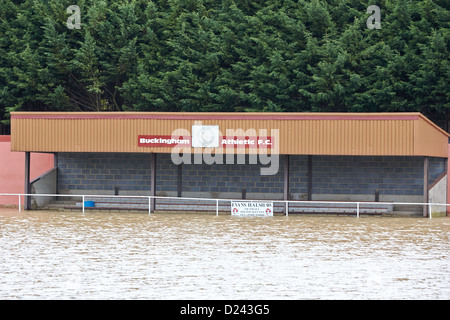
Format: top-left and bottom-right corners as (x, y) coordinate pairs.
(0, 208), (448, 300)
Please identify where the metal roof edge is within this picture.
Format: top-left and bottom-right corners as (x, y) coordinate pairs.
(417, 113), (450, 138)
(11, 111), (423, 121)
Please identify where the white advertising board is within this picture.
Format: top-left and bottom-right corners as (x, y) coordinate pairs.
(191, 125), (219, 148)
(231, 201), (273, 216)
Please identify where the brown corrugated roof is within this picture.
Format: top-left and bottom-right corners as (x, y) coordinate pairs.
(10, 112), (449, 157)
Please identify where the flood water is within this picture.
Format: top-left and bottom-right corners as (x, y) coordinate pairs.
(0, 208), (448, 300)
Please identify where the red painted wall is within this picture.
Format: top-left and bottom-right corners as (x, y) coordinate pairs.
(0, 136), (54, 206)
(448, 144), (450, 216)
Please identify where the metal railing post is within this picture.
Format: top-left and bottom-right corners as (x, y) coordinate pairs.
(18, 194), (21, 212)
(429, 203), (432, 220)
(150, 196), (155, 213)
(286, 201), (289, 216)
(216, 199), (219, 216)
(148, 196), (151, 215)
(356, 202), (360, 218)
(82, 195), (85, 213)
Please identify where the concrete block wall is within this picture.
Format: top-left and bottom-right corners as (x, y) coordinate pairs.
(310, 155), (445, 201)
(57, 152), (446, 202)
(155, 153), (178, 194)
(429, 157), (447, 184)
(312, 156), (423, 196)
(288, 155), (309, 199)
(180, 154), (285, 199)
(57, 152), (180, 194)
(58, 153), (153, 193)
(57, 152), (286, 198)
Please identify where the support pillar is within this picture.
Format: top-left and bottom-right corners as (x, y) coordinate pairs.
(423, 156), (429, 217)
(284, 155), (289, 214)
(150, 153), (156, 212)
(177, 163), (182, 197)
(307, 155), (312, 201)
(24, 152), (31, 210)
(54, 152), (58, 196)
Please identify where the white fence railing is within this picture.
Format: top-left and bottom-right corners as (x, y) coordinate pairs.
(0, 193), (448, 219)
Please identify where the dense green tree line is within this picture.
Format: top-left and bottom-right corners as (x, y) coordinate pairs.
(0, 0), (448, 132)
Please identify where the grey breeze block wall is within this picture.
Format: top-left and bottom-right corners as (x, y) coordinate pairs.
(57, 153), (446, 200)
(312, 155), (445, 201)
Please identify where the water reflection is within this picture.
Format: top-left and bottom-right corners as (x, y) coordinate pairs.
(0, 209), (448, 299)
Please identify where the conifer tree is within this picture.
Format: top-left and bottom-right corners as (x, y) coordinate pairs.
(0, 0), (449, 131)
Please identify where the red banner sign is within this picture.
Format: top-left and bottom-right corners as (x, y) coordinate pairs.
(138, 135), (273, 148)
(138, 135), (191, 147)
(220, 136), (273, 148)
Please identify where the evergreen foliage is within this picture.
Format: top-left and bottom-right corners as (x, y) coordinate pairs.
(0, 0), (449, 130)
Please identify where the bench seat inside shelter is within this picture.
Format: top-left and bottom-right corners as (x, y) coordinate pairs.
(66, 197), (393, 215)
